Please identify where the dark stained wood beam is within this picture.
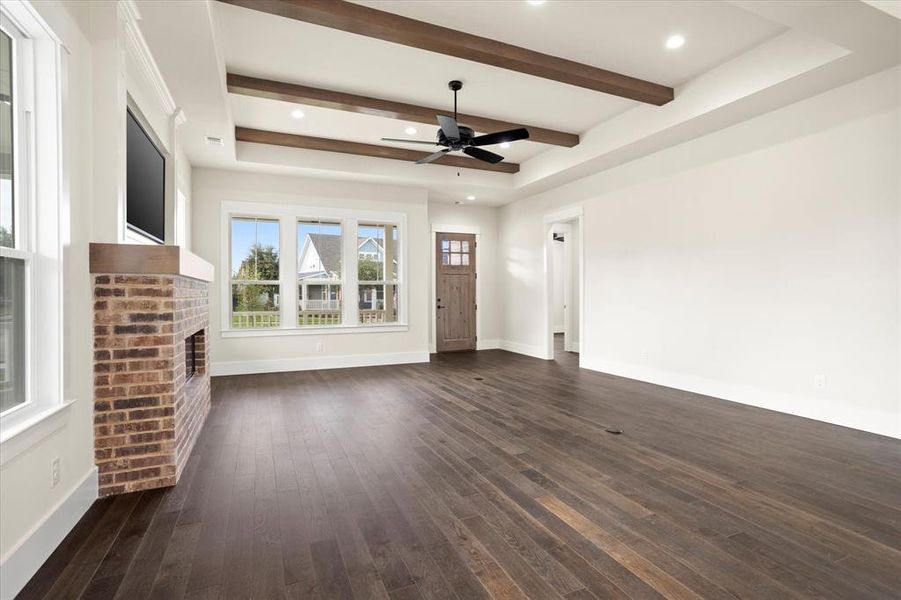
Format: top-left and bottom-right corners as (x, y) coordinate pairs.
(235, 127), (519, 173)
(218, 0), (674, 106)
(227, 73), (580, 148)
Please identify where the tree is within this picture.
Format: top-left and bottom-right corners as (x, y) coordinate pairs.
(0, 226), (12, 248)
(357, 257), (383, 281)
(233, 244), (279, 314)
(235, 243), (279, 281)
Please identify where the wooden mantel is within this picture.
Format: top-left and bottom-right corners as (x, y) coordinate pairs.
(89, 243), (214, 283)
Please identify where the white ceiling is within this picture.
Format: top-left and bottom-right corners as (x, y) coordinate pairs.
(349, 0), (785, 87)
(134, 0), (900, 206)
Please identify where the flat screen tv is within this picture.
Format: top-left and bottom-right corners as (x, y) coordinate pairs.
(126, 108), (165, 243)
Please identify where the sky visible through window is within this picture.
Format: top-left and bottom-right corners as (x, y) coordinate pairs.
(231, 218), (279, 278)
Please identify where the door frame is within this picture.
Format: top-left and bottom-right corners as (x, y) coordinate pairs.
(430, 223), (481, 354)
(543, 205), (584, 362)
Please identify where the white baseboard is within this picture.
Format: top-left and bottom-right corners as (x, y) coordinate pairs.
(476, 339), (501, 350)
(499, 339), (551, 360)
(581, 356), (900, 440)
(0, 467), (98, 600)
(211, 350), (430, 376)
(571, 342), (580, 353)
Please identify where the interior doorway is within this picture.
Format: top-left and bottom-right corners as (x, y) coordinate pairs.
(435, 231), (477, 352)
(544, 208), (583, 361)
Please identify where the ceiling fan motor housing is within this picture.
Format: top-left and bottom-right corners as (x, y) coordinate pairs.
(438, 125), (474, 149)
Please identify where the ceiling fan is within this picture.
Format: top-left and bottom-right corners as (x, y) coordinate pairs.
(381, 80), (529, 165)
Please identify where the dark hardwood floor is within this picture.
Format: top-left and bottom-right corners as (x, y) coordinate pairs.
(20, 335), (901, 599)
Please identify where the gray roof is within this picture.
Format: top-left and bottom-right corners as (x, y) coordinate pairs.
(302, 233), (342, 276)
(300, 234), (389, 277)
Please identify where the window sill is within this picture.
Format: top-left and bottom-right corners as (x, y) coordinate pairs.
(221, 324), (409, 338)
(0, 400), (75, 466)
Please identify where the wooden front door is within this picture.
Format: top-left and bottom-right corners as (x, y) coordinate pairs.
(436, 232), (476, 352)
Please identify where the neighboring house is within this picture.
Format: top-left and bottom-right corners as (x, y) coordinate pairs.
(298, 233), (395, 311)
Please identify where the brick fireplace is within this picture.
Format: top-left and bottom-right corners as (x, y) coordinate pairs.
(90, 243), (214, 497)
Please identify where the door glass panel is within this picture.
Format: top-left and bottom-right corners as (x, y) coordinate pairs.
(462, 254), (469, 266)
(461, 241), (469, 253)
(450, 240), (460, 252)
(450, 253), (461, 266)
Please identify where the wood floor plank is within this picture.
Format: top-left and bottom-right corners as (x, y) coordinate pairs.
(19, 335), (901, 599)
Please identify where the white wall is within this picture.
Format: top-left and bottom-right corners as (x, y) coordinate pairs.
(569, 220), (580, 348)
(499, 66), (901, 438)
(0, 0), (96, 593)
(427, 201), (501, 350)
(192, 169), (430, 374)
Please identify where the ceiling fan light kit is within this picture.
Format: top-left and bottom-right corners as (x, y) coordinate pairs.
(381, 80), (530, 166)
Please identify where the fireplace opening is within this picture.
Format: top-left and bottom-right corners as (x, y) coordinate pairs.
(185, 330), (203, 381)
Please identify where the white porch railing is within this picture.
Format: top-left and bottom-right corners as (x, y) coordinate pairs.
(232, 311), (280, 328)
(301, 299), (341, 310)
(232, 309), (396, 327)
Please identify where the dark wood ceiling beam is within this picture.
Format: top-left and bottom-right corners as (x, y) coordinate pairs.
(227, 73), (580, 148)
(218, 0), (674, 106)
(235, 127), (519, 174)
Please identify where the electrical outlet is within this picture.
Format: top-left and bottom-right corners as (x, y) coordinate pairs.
(640, 349), (649, 361)
(51, 457), (60, 488)
(814, 374), (827, 390)
(315, 342), (323, 353)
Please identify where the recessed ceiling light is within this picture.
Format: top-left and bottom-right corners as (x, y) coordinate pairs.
(500, 142), (511, 149)
(466, 195), (476, 201)
(665, 34), (685, 50)
(527, 0), (546, 5)
(290, 109), (305, 119)
(404, 126), (418, 135)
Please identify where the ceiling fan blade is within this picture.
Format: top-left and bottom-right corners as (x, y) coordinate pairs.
(470, 128), (530, 147)
(437, 115), (460, 140)
(463, 146), (504, 164)
(381, 138), (440, 145)
(415, 149), (450, 165)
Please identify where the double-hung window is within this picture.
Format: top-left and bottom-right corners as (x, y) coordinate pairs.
(0, 2), (64, 438)
(358, 223), (399, 324)
(222, 203), (405, 335)
(298, 220), (342, 326)
(0, 22), (25, 414)
(229, 217), (281, 329)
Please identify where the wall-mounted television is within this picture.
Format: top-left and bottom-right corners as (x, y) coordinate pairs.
(126, 108), (165, 244)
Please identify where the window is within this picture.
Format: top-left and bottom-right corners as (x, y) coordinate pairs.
(1, 21), (25, 414)
(222, 203), (405, 335)
(230, 217), (280, 328)
(0, 2), (64, 435)
(441, 238), (471, 266)
(298, 220), (342, 326)
(358, 223), (398, 324)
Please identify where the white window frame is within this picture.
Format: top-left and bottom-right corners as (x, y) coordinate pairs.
(297, 219), (344, 326)
(0, 1), (68, 449)
(220, 201), (408, 337)
(227, 215), (282, 329)
(357, 222), (400, 325)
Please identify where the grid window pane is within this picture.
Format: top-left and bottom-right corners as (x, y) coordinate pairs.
(450, 253), (461, 266)
(0, 256), (26, 412)
(231, 283), (280, 328)
(298, 220), (342, 280)
(231, 217), (279, 280)
(358, 284), (398, 324)
(299, 283), (342, 326)
(1, 30), (14, 248)
(358, 223), (398, 281)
